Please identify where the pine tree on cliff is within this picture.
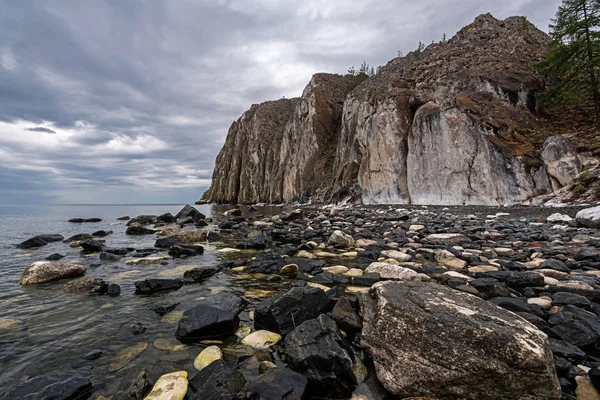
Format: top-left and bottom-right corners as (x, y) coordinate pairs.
(537, 0), (600, 124)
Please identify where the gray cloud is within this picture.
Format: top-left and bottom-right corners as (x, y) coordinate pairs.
(0, 0), (562, 204)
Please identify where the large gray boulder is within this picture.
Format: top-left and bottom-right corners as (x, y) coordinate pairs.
(357, 281), (561, 400)
(576, 206), (600, 228)
(20, 262), (87, 285)
(541, 136), (582, 190)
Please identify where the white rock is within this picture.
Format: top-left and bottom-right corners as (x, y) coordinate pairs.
(365, 262), (418, 281)
(380, 250), (412, 262)
(426, 233), (469, 244)
(546, 213), (573, 223)
(241, 330), (282, 349)
(435, 250), (467, 270)
(527, 297), (553, 310)
(576, 206), (600, 228)
(327, 230), (355, 248)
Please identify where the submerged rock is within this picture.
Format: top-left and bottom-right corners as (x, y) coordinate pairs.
(358, 281), (561, 399)
(108, 342), (148, 372)
(17, 234), (64, 249)
(128, 369), (153, 400)
(20, 261), (86, 285)
(134, 279), (184, 295)
(63, 277), (108, 295)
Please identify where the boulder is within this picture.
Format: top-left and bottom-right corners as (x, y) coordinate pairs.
(328, 230), (355, 249)
(175, 204), (206, 223)
(285, 314), (356, 397)
(157, 212), (177, 223)
(577, 206), (600, 229)
(17, 234), (64, 249)
(154, 236), (184, 248)
(127, 215), (156, 226)
(20, 261), (86, 285)
(79, 239), (105, 254)
(175, 293), (244, 342)
(541, 136), (582, 190)
(134, 279), (184, 295)
(358, 281), (561, 400)
(254, 286), (332, 335)
(240, 368), (307, 400)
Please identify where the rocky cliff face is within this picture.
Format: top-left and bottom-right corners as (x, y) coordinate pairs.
(202, 14), (583, 205)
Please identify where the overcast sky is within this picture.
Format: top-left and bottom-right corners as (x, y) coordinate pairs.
(0, 0), (561, 205)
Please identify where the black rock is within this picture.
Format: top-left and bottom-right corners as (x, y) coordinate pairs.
(69, 218), (102, 223)
(312, 272), (334, 285)
(285, 258), (327, 275)
(134, 279), (184, 295)
(126, 225), (156, 235)
(45, 253), (65, 261)
(219, 220), (237, 230)
(128, 369), (153, 400)
(249, 254), (286, 274)
(239, 367), (307, 400)
(236, 234), (268, 250)
(168, 244), (204, 258)
(154, 236), (184, 249)
(505, 272), (545, 290)
(332, 297), (362, 333)
(490, 297), (545, 318)
(80, 239), (105, 254)
(285, 314), (355, 398)
(17, 234), (64, 249)
(552, 292), (591, 308)
(551, 317), (600, 348)
(352, 273), (381, 287)
(104, 247), (129, 255)
(175, 293), (244, 342)
(589, 368), (600, 393)
(183, 266), (219, 283)
(65, 233), (94, 242)
(189, 360), (246, 400)
(127, 215), (157, 226)
(175, 204), (206, 223)
(92, 230), (111, 237)
(540, 259), (570, 273)
(100, 252), (121, 262)
(254, 286), (332, 335)
(357, 244), (393, 268)
(107, 283), (121, 296)
(157, 212), (177, 223)
(207, 231), (222, 241)
(153, 302), (179, 316)
(548, 338), (586, 362)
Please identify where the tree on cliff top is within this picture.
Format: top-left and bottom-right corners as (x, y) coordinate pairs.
(536, 0), (600, 124)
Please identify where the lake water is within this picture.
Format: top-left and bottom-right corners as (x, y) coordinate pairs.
(0, 204), (293, 398)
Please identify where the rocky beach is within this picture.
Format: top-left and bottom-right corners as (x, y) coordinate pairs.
(0, 203), (599, 399)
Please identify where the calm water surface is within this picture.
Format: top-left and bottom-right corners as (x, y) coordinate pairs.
(0, 204), (292, 398)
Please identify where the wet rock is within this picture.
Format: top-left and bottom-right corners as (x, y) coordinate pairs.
(254, 286), (332, 335)
(79, 239), (105, 254)
(134, 278), (184, 295)
(1, 369), (93, 400)
(45, 253), (64, 261)
(358, 281), (560, 399)
(328, 230), (355, 249)
(285, 314), (356, 398)
(126, 225), (156, 235)
(236, 234), (268, 250)
(189, 360), (246, 400)
(240, 367), (307, 400)
(175, 204), (206, 223)
(92, 230), (111, 237)
(193, 345), (223, 371)
(63, 277), (108, 295)
(154, 236), (184, 248)
(17, 234), (64, 249)
(128, 369), (153, 400)
(145, 371), (188, 400)
(68, 218), (102, 223)
(168, 244), (204, 258)
(20, 261), (87, 285)
(184, 266), (219, 283)
(175, 293), (244, 342)
(130, 321), (147, 335)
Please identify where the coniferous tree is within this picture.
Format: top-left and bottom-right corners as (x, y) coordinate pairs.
(536, 0), (600, 123)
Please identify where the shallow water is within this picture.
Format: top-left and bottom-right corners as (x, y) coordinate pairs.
(0, 204), (294, 397)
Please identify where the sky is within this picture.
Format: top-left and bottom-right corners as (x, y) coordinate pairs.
(0, 0), (562, 205)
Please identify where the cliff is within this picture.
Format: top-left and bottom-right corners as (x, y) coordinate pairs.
(201, 14), (584, 206)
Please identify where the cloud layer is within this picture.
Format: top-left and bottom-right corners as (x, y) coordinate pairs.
(0, 0), (561, 204)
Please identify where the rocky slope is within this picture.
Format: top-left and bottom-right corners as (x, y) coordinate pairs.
(201, 13), (584, 206)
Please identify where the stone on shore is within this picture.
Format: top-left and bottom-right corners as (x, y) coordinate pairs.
(365, 262), (418, 281)
(20, 261), (86, 285)
(576, 206), (600, 228)
(328, 230), (355, 249)
(144, 371), (188, 400)
(358, 281), (561, 400)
